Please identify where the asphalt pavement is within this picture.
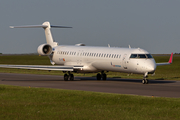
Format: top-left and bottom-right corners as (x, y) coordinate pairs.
(0, 73), (179, 98)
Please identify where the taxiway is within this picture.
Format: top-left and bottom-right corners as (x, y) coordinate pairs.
(0, 73), (179, 98)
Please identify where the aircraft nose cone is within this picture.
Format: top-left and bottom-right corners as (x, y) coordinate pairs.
(147, 63), (156, 73)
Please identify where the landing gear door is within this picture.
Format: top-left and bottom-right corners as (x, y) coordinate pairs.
(122, 54), (127, 69)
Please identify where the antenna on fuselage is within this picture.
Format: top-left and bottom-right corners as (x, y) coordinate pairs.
(129, 45), (131, 48)
(108, 44), (110, 48)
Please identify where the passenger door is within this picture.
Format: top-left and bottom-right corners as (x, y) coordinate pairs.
(122, 54), (128, 69)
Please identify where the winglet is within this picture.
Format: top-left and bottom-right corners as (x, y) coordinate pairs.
(168, 53), (173, 64)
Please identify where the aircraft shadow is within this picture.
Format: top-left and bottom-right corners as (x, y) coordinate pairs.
(75, 77), (176, 84)
(1, 76), (176, 84)
(1, 79), (61, 82)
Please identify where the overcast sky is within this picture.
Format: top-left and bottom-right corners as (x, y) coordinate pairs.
(0, 0), (180, 54)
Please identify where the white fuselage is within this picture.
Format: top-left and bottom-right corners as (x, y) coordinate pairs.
(51, 45), (156, 74)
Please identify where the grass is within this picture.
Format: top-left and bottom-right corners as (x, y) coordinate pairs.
(0, 85), (180, 120)
(0, 55), (179, 119)
(0, 54), (180, 80)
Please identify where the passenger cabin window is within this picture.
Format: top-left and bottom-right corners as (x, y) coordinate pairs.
(130, 54), (153, 59)
(96, 53), (98, 57)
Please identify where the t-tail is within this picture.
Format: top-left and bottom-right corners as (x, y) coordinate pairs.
(10, 21), (72, 47)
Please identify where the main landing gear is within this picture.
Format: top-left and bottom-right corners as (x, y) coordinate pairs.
(96, 71), (107, 80)
(142, 72), (149, 84)
(64, 72), (74, 81)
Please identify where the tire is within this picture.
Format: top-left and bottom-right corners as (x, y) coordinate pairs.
(64, 74), (69, 81)
(145, 79), (149, 84)
(102, 74), (107, 80)
(97, 73), (101, 80)
(70, 74), (74, 81)
(142, 79), (146, 84)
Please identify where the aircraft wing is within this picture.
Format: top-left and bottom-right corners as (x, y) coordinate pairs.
(0, 65), (83, 71)
(156, 53), (173, 66)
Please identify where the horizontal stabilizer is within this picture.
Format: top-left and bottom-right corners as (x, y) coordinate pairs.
(10, 25), (72, 29)
(10, 25), (48, 28)
(51, 25), (72, 28)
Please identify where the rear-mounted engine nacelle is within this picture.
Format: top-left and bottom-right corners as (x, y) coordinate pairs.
(37, 44), (52, 56)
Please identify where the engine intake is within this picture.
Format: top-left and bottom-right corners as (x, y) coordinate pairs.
(37, 44), (52, 55)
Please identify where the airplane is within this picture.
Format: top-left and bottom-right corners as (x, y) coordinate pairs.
(0, 21), (173, 84)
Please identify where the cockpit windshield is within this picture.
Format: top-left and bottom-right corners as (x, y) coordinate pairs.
(130, 54), (153, 59)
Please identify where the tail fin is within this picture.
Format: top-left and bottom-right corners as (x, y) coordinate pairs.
(42, 22), (56, 47)
(10, 21), (72, 47)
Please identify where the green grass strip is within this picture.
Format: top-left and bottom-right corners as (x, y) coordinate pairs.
(0, 85), (180, 120)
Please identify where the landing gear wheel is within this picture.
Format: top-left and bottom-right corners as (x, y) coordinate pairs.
(97, 73), (101, 80)
(102, 74), (107, 80)
(142, 79), (146, 84)
(64, 74), (69, 81)
(142, 79), (149, 84)
(70, 74), (74, 81)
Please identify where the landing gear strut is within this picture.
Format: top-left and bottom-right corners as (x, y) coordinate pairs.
(64, 72), (74, 81)
(96, 71), (107, 80)
(142, 72), (149, 84)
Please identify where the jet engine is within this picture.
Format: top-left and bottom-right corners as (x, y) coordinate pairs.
(37, 44), (52, 55)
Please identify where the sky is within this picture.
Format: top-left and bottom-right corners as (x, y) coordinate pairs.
(0, 0), (180, 54)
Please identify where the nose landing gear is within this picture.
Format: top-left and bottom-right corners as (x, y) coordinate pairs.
(142, 72), (149, 84)
(142, 78), (149, 84)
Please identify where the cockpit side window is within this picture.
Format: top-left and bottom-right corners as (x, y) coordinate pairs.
(130, 54), (153, 59)
(146, 54), (153, 58)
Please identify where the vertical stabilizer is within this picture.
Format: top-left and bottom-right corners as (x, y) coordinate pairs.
(42, 22), (57, 47)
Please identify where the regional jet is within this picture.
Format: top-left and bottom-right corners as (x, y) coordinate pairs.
(0, 21), (173, 84)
